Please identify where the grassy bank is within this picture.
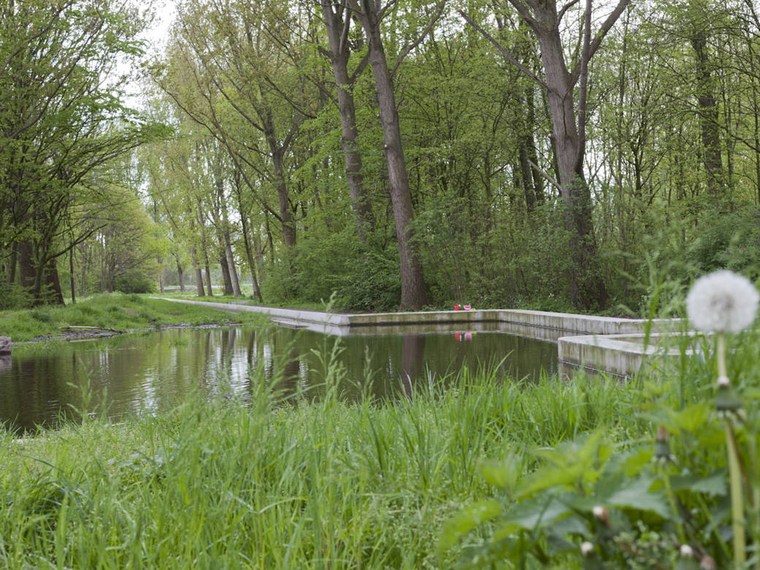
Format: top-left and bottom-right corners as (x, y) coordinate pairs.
(0, 371), (645, 569)
(0, 294), (269, 342)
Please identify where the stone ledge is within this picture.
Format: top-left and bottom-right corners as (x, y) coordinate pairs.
(155, 298), (685, 377)
(558, 333), (693, 378)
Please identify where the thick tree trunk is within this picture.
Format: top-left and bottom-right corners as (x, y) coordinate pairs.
(691, 31), (724, 202)
(220, 254), (233, 296)
(191, 247), (205, 296)
(224, 235), (241, 296)
(355, 0), (428, 309)
(534, 24), (607, 310)
(203, 251), (214, 297)
(44, 259), (64, 305)
(322, 2), (375, 243)
(176, 259), (185, 292)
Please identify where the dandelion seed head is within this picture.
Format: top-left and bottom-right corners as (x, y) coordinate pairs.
(686, 270), (759, 333)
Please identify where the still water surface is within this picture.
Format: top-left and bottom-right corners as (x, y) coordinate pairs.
(0, 325), (557, 433)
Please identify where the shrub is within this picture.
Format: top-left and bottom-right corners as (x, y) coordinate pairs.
(114, 271), (156, 294)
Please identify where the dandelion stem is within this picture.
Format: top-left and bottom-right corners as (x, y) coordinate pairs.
(717, 334), (727, 379)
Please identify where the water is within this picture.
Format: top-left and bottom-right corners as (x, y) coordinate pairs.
(0, 324), (557, 433)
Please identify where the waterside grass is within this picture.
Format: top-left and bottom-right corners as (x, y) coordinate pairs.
(0, 294), (269, 342)
(0, 369), (646, 569)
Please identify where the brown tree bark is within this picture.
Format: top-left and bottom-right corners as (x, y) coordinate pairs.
(191, 247), (205, 297)
(476, 0), (627, 309)
(691, 30), (725, 202)
(350, 0), (428, 309)
(321, 0), (375, 243)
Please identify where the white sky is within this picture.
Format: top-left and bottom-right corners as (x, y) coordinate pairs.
(140, 0), (177, 55)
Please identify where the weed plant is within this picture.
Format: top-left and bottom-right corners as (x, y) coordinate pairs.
(442, 274), (760, 569)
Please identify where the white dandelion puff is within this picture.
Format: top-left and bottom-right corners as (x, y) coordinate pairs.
(686, 270), (759, 333)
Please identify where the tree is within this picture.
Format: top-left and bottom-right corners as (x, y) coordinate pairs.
(346, 0), (444, 309)
(0, 0), (165, 305)
(462, 0), (629, 309)
(319, 0), (376, 243)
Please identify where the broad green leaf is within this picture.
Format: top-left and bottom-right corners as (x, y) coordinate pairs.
(492, 496), (572, 540)
(479, 455), (522, 491)
(604, 476), (670, 518)
(439, 500), (502, 552)
(671, 471), (727, 496)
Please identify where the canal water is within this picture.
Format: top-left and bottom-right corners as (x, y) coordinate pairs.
(0, 324), (557, 433)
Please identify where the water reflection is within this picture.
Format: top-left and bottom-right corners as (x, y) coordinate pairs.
(0, 325), (557, 433)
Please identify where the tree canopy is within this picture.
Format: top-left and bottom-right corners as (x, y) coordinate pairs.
(3, 0), (760, 314)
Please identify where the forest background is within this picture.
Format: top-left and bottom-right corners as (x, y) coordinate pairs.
(2, 0), (760, 316)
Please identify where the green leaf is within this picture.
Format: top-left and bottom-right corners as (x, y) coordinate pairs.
(604, 476), (670, 518)
(492, 496), (572, 540)
(671, 471), (727, 496)
(439, 500), (502, 552)
(479, 454), (522, 491)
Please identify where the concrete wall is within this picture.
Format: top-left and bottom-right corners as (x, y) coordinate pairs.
(157, 298), (685, 377)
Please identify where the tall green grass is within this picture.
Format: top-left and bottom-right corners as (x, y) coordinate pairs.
(0, 363), (645, 569)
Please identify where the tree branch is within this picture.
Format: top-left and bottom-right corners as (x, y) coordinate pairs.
(392, 1), (446, 76)
(458, 9), (547, 89)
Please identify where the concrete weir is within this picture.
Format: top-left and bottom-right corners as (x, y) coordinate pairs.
(158, 298), (682, 378)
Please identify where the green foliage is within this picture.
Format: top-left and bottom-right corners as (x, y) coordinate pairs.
(262, 228), (401, 311)
(0, 294), (266, 341)
(442, 326), (760, 569)
(686, 208), (760, 279)
(114, 271), (156, 294)
(0, 364), (646, 568)
(0, 281), (27, 311)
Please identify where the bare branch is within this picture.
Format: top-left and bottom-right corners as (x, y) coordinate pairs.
(557, 0), (582, 26)
(503, 0), (538, 29)
(458, 9), (547, 89)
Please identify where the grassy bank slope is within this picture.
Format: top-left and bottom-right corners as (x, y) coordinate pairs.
(0, 372), (642, 569)
(0, 294), (269, 342)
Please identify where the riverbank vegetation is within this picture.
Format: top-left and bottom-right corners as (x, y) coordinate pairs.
(0, 294), (266, 342)
(0, 368), (650, 568)
(3, 1), (760, 314)
(1, 319), (757, 568)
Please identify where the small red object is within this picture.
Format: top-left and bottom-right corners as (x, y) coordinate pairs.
(454, 332), (462, 342)
(454, 304), (460, 311)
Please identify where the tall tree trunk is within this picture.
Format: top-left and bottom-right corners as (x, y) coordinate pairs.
(191, 247), (205, 297)
(44, 259), (64, 305)
(321, 1), (375, 243)
(532, 29), (604, 309)
(224, 232), (241, 296)
(353, 0), (428, 309)
(176, 258), (185, 292)
(263, 111), (297, 248)
(232, 171), (262, 300)
(17, 239), (37, 304)
(69, 246), (76, 304)
(691, 30), (724, 203)
(220, 253), (233, 296)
